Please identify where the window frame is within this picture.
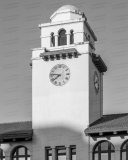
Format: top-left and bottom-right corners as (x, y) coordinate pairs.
(121, 140), (128, 160)
(45, 147), (52, 160)
(11, 146), (30, 160)
(93, 141), (115, 160)
(70, 30), (74, 44)
(57, 146), (66, 160)
(0, 148), (5, 160)
(58, 29), (67, 46)
(51, 32), (55, 47)
(45, 145), (76, 160)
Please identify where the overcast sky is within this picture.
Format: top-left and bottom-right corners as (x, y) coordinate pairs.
(0, 0), (128, 123)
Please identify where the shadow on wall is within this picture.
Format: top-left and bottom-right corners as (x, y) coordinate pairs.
(32, 125), (89, 159)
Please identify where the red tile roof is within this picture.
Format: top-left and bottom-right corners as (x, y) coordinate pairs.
(85, 113), (128, 135)
(0, 121), (32, 140)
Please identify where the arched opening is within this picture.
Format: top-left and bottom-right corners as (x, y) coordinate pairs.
(93, 141), (115, 160)
(121, 140), (128, 160)
(51, 32), (55, 47)
(0, 148), (5, 160)
(11, 146), (31, 160)
(70, 30), (74, 44)
(58, 29), (67, 46)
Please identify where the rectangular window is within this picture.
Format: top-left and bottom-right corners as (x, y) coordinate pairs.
(71, 146), (76, 160)
(57, 146), (66, 160)
(45, 146), (76, 160)
(46, 147), (52, 160)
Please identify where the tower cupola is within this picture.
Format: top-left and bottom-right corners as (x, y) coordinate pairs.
(50, 5), (84, 22)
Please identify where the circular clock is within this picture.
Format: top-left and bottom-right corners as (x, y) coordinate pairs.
(94, 71), (99, 93)
(49, 64), (70, 86)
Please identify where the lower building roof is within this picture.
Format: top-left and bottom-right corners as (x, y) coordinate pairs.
(85, 113), (128, 136)
(0, 121), (32, 142)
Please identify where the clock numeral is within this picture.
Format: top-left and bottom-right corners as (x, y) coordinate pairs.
(59, 82), (61, 86)
(54, 81), (57, 85)
(51, 78), (54, 82)
(65, 77), (69, 80)
(65, 69), (68, 71)
(50, 74), (53, 78)
(52, 69), (55, 73)
(63, 66), (65, 69)
(66, 73), (70, 75)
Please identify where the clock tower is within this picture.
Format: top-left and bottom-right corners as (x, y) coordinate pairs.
(31, 5), (107, 160)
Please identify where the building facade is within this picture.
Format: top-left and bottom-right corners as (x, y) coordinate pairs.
(0, 5), (128, 160)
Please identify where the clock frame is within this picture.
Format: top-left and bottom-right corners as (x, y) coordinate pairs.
(94, 71), (99, 93)
(49, 64), (70, 86)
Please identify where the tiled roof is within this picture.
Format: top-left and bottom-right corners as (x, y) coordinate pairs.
(0, 121), (32, 140)
(85, 113), (128, 135)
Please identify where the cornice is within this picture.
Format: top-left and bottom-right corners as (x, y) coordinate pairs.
(39, 18), (85, 28)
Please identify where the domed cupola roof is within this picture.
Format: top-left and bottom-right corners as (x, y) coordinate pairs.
(57, 5), (80, 12)
(50, 5), (84, 22)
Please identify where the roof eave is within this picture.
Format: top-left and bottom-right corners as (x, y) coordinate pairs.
(0, 130), (33, 142)
(91, 53), (107, 72)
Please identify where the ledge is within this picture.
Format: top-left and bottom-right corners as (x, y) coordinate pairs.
(40, 48), (80, 61)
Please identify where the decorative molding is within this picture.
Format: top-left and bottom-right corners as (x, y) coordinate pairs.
(40, 48), (80, 61)
(89, 42), (95, 50)
(113, 131), (117, 134)
(84, 21), (97, 41)
(40, 35), (51, 38)
(91, 53), (107, 72)
(73, 30), (84, 34)
(99, 132), (103, 136)
(39, 18), (85, 28)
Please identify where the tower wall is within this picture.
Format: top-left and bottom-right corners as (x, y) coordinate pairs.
(89, 54), (103, 124)
(40, 20), (84, 48)
(32, 46), (90, 160)
(32, 5), (100, 160)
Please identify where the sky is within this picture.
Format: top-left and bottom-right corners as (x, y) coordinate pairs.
(0, 0), (128, 123)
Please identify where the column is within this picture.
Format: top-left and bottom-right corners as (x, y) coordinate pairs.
(55, 34), (58, 47)
(52, 147), (56, 160)
(66, 146), (71, 160)
(115, 149), (120, 160)
(66, 32), (70, 45)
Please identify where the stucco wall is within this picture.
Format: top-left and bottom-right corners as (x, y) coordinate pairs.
(32, 43), (91, 160)
(89, 53), (103, 124)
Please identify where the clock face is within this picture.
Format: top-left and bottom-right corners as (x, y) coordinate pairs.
(49, 64), (70, 86)
(94, 71), (99, 93)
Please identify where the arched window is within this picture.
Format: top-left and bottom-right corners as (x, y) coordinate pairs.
(58, 29), (67, 46)
(121, 140), (128, 160)
(93, 141), (115, 160)
(11, 146), (30, 160)
(51, 32), (55, 47)
(70, 30), (74, 44)
(0, 148), (5, 160)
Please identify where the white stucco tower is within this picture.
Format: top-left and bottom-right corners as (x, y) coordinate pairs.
(31, 5), (107, 160)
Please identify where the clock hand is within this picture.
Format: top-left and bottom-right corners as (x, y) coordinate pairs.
(50, 74), (61, 76)
(53, 74), (61, 80)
